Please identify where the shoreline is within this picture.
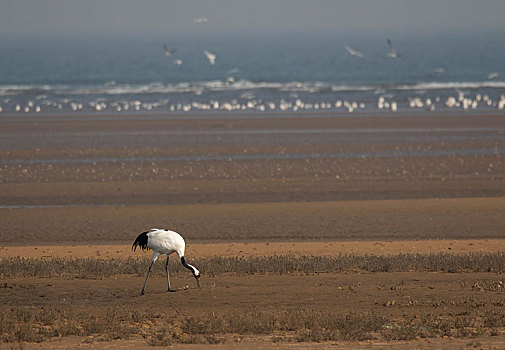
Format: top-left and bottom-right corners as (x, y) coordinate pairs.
(2, 109), (505, 124)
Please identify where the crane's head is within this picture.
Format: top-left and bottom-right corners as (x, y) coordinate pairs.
(193, 268), (201, 288)
(188, 264), (201, 288)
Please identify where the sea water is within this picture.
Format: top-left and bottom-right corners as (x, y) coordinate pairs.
(1, 32), (504, 115)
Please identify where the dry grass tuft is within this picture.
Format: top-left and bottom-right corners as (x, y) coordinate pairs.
(1, 253), (505, 344)
(2, 305), (504, 344)
(0, 305), (147, 343)
(1, 252), (505, 278)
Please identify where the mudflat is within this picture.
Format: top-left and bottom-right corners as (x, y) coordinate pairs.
(1, 113), (504, 244)
(1, 112), (505, 348)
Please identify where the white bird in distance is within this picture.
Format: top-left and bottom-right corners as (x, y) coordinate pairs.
(163, 45), (176, 56)
(204, 50), (216, 65)
(345, 45), (363, 58)
(193, 17), (208, 24)
(488, 72), (499, 80)
(387, 39), (399, 58)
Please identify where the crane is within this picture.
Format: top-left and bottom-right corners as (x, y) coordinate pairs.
(132, 228), (201, 295)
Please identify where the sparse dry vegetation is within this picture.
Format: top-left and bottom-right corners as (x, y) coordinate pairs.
(1, 252), (505, 345)
(1, 252), (505, 278)
(1, 304), (505, 344)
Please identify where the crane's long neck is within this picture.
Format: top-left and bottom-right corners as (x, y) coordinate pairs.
(181, 257), (197, 275)
(181, 256), (200, 288)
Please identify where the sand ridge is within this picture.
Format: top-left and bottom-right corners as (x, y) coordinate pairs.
(1, 239), (504, 259)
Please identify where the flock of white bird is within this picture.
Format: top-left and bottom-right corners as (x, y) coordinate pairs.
(2, 91), (505, 115)
(168, 37), (397, 67)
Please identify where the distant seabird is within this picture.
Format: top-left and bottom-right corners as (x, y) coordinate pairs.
(344, 45), (363, 58)
(387, 39), (399, 58)
(173, 59), (183, 65)
(488, 72), (499, 79)
(193, 17), (208, 24)
(204, 50), (216, 65)
(163, 45), (176, 56)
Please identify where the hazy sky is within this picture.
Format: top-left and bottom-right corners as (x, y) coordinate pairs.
(1, 0), (505, 38)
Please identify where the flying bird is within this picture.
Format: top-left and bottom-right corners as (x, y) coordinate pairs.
(132, 228), (201, 295)
(163, 45), (176, 56)
(488, 72), (499, 79)
(344, 45), (364, 58)
(173, 59), (183, 65)
(204, 50), (216, 65)
(193, 17), (209, 24)
(387, 39), (399, 58)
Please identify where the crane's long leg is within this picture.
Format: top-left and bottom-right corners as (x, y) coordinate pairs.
(165, 255), (177, 292)
(140, 260), (154, 296)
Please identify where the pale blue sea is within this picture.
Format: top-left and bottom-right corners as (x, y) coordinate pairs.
(1, 32), (504, 115)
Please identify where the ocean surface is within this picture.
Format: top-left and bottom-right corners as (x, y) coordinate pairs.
(1, 33), (504, 116)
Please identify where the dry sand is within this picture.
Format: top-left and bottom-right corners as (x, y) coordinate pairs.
(3, 271), (505, 350)
(2, 239), (505, 260)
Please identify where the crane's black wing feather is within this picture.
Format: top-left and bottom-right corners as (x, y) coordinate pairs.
(132, 231), (149, 251)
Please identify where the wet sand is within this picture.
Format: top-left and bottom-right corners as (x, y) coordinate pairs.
(1, 112), (505, 245)
(0, 197), (505, 245)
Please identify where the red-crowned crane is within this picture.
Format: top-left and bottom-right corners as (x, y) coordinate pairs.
(132, 228), (200, 295)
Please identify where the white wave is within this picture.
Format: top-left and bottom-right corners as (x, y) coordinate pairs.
(395, 81), (505, 91)
(1, 80), (505, 97)
(331, 85), (375, 92)
(0, 84), (54, 96)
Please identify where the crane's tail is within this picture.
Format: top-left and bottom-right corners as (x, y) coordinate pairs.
(132, 231), (149, 251)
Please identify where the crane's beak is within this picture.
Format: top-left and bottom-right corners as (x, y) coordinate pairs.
(195, 276), (201, 289)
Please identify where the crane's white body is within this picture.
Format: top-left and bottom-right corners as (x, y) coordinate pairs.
(146, 229), (186, 261)
(132, 228), (200, 295)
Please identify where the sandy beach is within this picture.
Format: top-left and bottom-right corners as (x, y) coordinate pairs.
(1, 112), (505, 348)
